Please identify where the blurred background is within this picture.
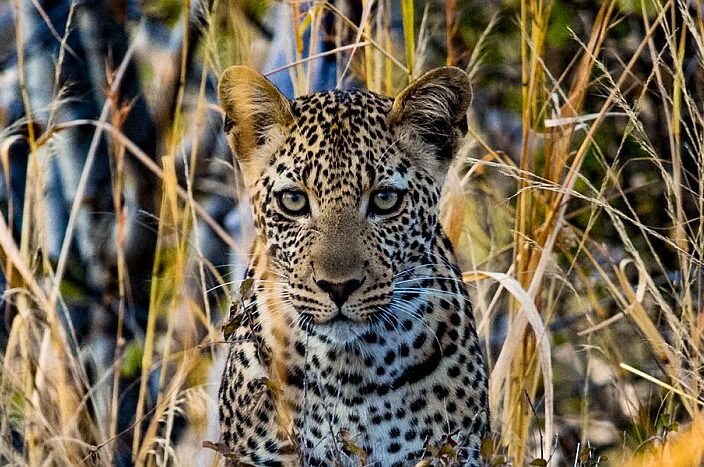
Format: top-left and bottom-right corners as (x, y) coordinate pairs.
(0, 0), (703, 465)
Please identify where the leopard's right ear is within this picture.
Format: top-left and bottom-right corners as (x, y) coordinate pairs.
(390, 67), (470, 162)
(218, 66), (293, 160)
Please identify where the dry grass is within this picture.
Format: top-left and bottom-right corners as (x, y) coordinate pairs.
(1, 0), (704, 465)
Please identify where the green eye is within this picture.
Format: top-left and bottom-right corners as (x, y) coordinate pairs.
(277, 189), (309, 216)
(369, 188), (404, 216)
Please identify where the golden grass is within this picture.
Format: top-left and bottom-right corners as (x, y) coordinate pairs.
(625, 413), (704, 467)
(2, 0), (704, 465)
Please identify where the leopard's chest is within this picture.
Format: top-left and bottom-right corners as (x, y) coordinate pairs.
(275, 331), (485, 465)
(219, 288), (488, 466)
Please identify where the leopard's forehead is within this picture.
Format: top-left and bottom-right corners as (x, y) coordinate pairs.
(290, 89), (393, 125)
(269, 90), (404, 199)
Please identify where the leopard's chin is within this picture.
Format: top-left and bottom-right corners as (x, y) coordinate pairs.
(319, 319), (370, 345)
(296, 311), (380, 346)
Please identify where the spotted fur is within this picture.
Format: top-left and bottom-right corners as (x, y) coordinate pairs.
(217, 66), (489, 466)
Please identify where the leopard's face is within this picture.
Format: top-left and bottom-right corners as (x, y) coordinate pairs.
(250, 91), (444, 331)
(219, 67), (471, 340)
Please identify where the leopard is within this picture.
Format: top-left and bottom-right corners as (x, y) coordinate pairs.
(216, 65), (489, 466)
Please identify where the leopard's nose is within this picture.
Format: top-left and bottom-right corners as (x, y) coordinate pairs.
(316, 278), (364, 308)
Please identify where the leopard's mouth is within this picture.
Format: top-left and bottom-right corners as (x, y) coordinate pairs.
(328, 312), (353, 324)
(297, 309), (385, 344)
(298, 310), (378, 326)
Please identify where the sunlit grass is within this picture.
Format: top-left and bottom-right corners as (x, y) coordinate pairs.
(1, 0), (704, 465)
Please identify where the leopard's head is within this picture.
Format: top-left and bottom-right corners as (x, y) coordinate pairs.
(219, 66), (470, 339)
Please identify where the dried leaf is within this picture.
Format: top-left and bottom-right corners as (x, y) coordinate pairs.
(222, 311), (244, 340)
(579, 447), (592, 462)
(337, 430), (368, 465)
(438, 442), (457, 459)
(239, 278), (255, 300)
(480, 436), (495, 459)
(260, 376), (282, 394)
(202, 440), (238, 460)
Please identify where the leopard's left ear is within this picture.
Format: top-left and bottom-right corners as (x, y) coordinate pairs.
(218, 65), (293, 161)
(390, 67), (471, 160)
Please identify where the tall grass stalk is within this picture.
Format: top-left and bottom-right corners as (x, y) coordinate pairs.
(400, 0), (414, 81)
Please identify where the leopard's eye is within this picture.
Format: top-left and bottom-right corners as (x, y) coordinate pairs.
(277, 190), (309, 216)
(369, 188), (404, 216)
